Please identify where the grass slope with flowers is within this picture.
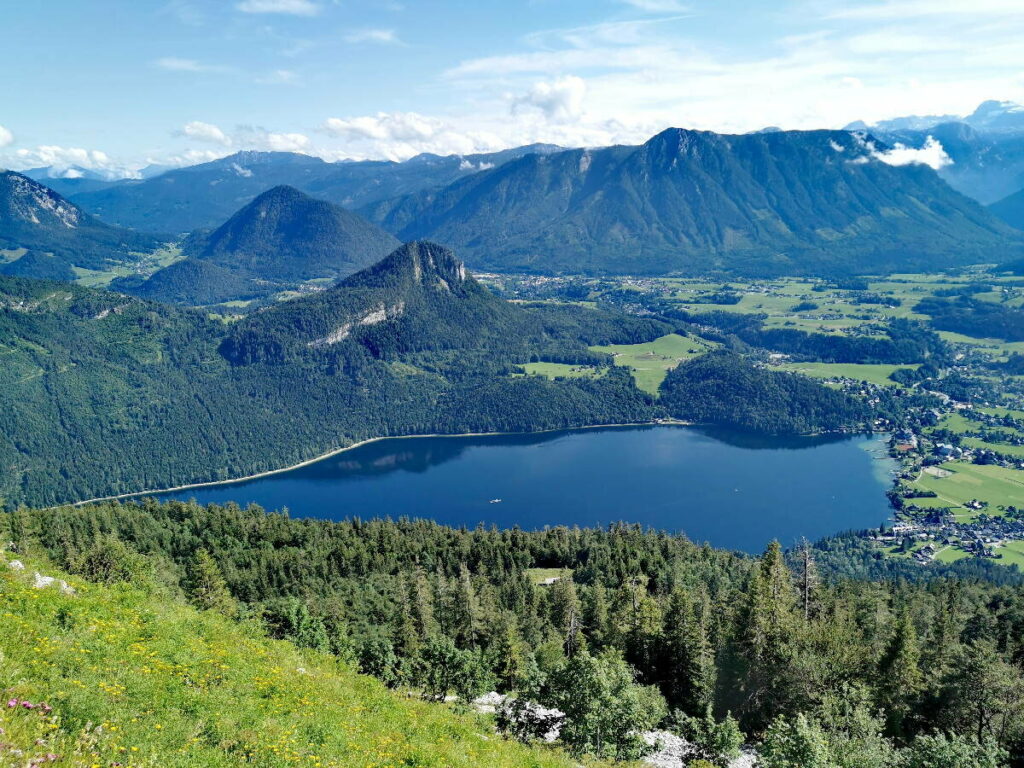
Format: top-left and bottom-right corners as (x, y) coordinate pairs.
(0, 549), (578, 768)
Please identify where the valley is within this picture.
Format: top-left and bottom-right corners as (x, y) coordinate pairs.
(4, 77), (1024, 765)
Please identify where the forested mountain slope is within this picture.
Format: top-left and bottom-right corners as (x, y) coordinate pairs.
(0, 171), (163, 272)
(991, 186), (1024, 230)
(0, 244), (668, 506)
(8, 499), (1022, 765)
(364, 128), (1020, 276)
(183, 185), (400, 281)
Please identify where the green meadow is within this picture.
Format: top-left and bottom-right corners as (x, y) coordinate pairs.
(590, 333), (717, 394)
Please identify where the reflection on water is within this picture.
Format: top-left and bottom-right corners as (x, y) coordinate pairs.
(153, 425), (896, 553)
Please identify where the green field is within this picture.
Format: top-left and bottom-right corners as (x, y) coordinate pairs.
(775, 362), (918, 387)
(996, 540), (1024, 568)
(909, 462), (1024, 521)
(73, 244), (184, 288)
(519, 362), (604, 380)
(962, 437), (1024, 458)
(932, 412), (977, 434)
(590, 332), (717, 394)
(933, 545), (971, 564)
(524, 567), (570, 584)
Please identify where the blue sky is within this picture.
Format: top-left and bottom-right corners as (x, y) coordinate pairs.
(1, 0), (1023, 176)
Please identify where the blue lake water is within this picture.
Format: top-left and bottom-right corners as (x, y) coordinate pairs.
(151, 426), (897, 553)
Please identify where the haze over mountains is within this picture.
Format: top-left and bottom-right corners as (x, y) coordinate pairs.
(850, 101), (1024, 207)
(62, 145), (563, 234)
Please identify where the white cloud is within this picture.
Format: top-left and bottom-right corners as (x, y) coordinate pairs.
(179, 121), (232, 146)
(7, 145), (131, 178)
(157, 148), (229, 168)
(0, 125), (13, 149)
(154, 57), (222, 73)
(344, 29), (400, 45)
(513, 76), (587, 122)
(236, 0), (319, 16)
(872, 135), (954, 170)
(322, 112), (505, 160)
(251, 131), (311, 152)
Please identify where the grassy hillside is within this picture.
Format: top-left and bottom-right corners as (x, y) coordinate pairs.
(0, 547), (577, 768)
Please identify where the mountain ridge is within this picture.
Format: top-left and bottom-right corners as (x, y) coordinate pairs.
(364, 128), (1021, 276)
(0, 171), (164, 271)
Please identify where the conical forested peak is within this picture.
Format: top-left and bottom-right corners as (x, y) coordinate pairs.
(188, 183), (400, 282)
(341, 241), (469, 292)
(249, 184), (309, 206)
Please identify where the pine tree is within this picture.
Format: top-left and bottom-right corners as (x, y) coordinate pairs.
(185, 549), (236, 616)
(877, 610), (924, 736)
(550, 574), (585, 657)
(663, 588), (717, 715)
(732, 540), (800, 729)
(796, 538), (819, 622)
(452, 563), (481, 649)
(410, 567), (437, 641)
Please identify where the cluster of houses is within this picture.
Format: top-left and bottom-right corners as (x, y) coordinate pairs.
(874, 513), (1024, 564)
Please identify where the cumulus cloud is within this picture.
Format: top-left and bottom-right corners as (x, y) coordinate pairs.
(513, 76), (587, 122)
(241, 129), (311, 152)
(8, 146), (130, 178)
(344, 29), (400, 44)
(179, 121), (232, 146)
(236, 0), (319, 16)
(872, 135), (953, 170)
(157, 148), (229, 168)
(0, 125), (13, 148)
(322, 112), (504, 160)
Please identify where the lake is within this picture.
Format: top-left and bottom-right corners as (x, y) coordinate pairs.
(152, 426), (897, 553)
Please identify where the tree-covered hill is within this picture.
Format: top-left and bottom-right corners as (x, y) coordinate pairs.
(184, 185), (400, 282)
(113, 186), (401, 305)
(0, 171), (165, 272)
(109, 257), (272, 306)
(658, 352), (869, 434)
(0, 246), (667, 506)
(364, 128), (1021, 276)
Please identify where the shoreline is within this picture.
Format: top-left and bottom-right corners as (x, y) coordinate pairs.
(62, 419), (694, 508)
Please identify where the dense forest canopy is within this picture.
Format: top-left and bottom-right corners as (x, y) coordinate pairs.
(9, 499), (1024, 765)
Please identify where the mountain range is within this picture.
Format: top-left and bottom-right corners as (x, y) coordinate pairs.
(362, 128), (1020, 276)
(62, 145), (562, 234)
(0, 171), (164, 276)
(849, 101), (1024, 206)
